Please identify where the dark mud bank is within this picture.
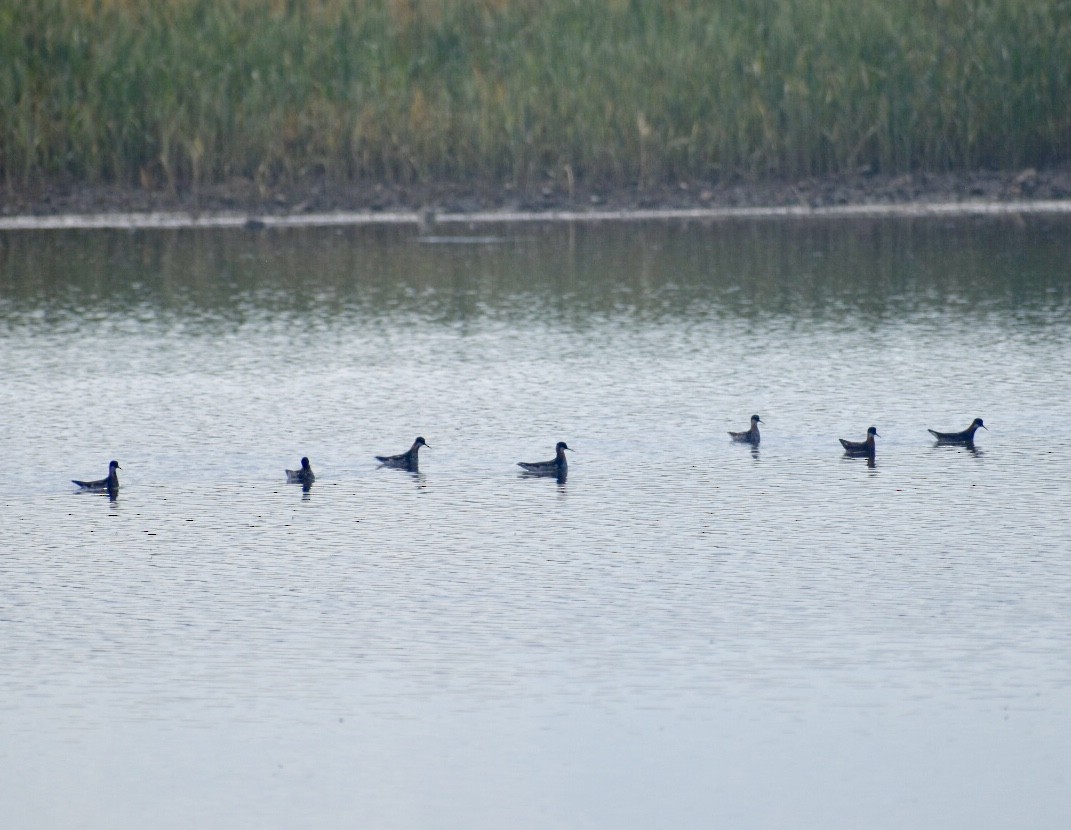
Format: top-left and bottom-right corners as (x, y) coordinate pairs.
(4, 167), (1071, 221)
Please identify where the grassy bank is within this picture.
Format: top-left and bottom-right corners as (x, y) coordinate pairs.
(2, 0), (1070, 195)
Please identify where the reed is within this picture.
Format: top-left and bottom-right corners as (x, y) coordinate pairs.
(2, 0), (1069, 193)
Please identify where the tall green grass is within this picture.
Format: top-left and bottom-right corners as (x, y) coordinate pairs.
(2, 0), (1069, 192)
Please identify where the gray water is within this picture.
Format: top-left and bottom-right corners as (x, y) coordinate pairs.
(2, 218), (1070, 829)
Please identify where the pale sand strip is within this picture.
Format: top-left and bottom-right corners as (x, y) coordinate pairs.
(2, 199), (1070, 232)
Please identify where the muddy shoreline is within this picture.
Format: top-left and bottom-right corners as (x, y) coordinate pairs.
(3, 167), (1071, 222)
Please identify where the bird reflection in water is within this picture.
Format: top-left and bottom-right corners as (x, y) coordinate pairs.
(518, 468), (568, 490)
(931, 441), (984, 459)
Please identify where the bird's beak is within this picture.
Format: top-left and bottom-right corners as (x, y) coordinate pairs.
(980, 424), (988, 430)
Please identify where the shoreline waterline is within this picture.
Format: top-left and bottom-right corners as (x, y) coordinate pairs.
(3, 198), (1071, 232)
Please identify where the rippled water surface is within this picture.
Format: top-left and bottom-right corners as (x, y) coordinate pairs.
(2, 219), (1070, 829)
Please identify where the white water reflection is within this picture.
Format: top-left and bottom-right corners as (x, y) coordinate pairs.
(1, 219), (1070, 829)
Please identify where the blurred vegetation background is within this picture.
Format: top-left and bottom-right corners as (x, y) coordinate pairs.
(2, 0), (1069, 195)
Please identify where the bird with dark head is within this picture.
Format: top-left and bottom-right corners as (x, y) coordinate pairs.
(376, 437), (429, 471)
(839, 427), (879, 456)
(286, 456), (315, 485)
(518, 441), (572, 476)
(729, 414), (763, 445)
(72, 460), (120, 492)
(928, 418), (986, 444)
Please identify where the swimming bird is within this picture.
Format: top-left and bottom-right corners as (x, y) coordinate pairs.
(928, 418), (986, 444)
(839, 427), (879, 456)
(729, 414), (763, 445)
(518, 441), (572, 476)
(285, 456), (315, 485)
(376, 437), (429, 471)
(72, 460), (120, 491)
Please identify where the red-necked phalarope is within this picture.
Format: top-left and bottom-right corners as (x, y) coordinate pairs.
(73, 460), (120, 491)
(518, 442), (572, 476)
(286, 456), (315, 484)
(729, 414), (763, 445)
(928, 418), (986, 444)
(839, 427), (879, 456)
(376, 437), (429, 471)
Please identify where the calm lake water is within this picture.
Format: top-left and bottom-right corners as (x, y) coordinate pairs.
(2, 217), (1070, 829)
